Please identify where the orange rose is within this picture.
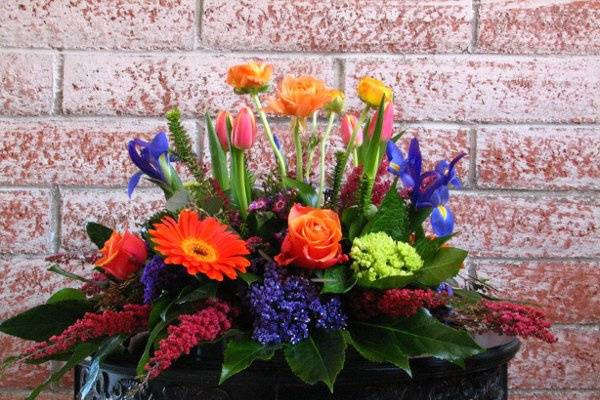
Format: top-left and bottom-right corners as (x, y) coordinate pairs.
(226, 61), (273, 93)
(264, 76), (335, 118)
(96, 231), (147, 280)
(275, 204), (346, 270)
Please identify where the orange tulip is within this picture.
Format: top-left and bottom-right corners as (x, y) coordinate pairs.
(226, 61), (273, 94)
(215, 110), (233, 151)
(275, 204), (347, 270)
(96, 231), (147, 280)
(264, 76), (335, 118)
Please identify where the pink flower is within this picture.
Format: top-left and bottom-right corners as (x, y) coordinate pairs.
(215, 110), (233, 151)
(232, 106), (257, 150)
(367, 102), (394, 141)
(340, 114), (361, 146)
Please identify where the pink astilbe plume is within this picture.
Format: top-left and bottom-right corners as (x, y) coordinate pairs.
(28, 304), (150, 360)
(482, 300), (557, 343)
(145, 300), (235, 379)
(349, 289), (448, 320)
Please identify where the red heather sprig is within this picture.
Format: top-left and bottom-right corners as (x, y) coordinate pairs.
(28, 304), (150, 361)
(350, 289), (448, 320)
(145, 300), (235, 380)
(482, 300), (557, 343)
(340, 160), (391, 210)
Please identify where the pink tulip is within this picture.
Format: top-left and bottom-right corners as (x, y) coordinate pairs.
(232, 106), (257, 150)
(367, 101), (394, 141)
(215, 110), (233, 151)
(340, 114), (362, 146)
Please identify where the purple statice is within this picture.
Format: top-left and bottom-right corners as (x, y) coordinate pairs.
(140, 255), (192, 303)
(248, 197), (270, 213)
(436, 282), (454, 297)
(248, 262), (347, 346)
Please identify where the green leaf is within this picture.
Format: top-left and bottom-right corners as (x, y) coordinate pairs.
(409, 207), (432, 240)
(46, 288), (86, 304)
(206, 113), (230, 191)
(414, 234), (454, 264)
(47, 264), (94, 284)
(416, 247), (468, 287)
(283, 177), (318, 207)
(238, 272), (260, 286)
(352, 310), (482, 364)
(342, 206), (367, 241)
(0, 301), (94, 341)
(165, 188), (192, 212)
(148, 294), (172, 328)
(284, 330), (346, 393)
(160, 283), (217, 321)
(362, 182), (410, 242)
(357, 274), (416, 290)
(85, 222), (113, 249)
(79, 335), (125, 399)
(136, 316), (176, 376)
(27, 342), (98, 400)
(343, 328), (410, 375)
(316, 265), (357, 294)
(220, 335), (275, 384)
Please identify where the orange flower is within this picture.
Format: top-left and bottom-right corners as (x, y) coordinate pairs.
(275, 204), (346, 270)
(226, 61), (273, 93)
(96, 231), (147, 280)
(264, 76), (335, 118)
(149, 210), (250, 281)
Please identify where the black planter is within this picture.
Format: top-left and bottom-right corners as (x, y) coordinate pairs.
(75, 334), (520, 400)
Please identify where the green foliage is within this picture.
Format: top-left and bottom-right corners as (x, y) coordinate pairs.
(85, 221), (113, 249)
(47, 264), (93, 284)
(361, 181), (410, 242)
(341, 206), (367, 242)
(220, 335), (276, 384)
(315, 265), (357, 294)
(409, 207), (432, 241)
(283, 177), (317, 207)
(284, 330), (346, 393)
(165, 188), (192, 213)
(205, 113), (230, 191)
(46, 288), (86, 304)
(328, 151), (348, 210)
(416, 247), (468, 287)
(357, 274), (415, 290)
(414, 234), (454, 264)
(238, 272), (260, 286)
(79, 335), (126, 399)
(344, 328), (410, 375)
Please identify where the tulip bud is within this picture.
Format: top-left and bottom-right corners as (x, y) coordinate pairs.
(367, 102), (394, 141)
(232, 106), (257, 150)
(340, 114), (362, 146)
(215, 110), (233, 151)
(357, 77), (393, 108)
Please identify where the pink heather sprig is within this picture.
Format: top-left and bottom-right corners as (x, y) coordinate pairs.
(350, 289), (447, 320)
(28, 304), (150, 360)
(145, 300), (235, 380)
(482, 300), (557, 343)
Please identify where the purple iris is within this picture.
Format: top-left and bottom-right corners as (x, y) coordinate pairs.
(127, 132), (181, 198)
(385, 140), (415, 188)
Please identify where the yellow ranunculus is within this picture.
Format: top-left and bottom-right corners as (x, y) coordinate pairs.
(356, 77), (393, 108)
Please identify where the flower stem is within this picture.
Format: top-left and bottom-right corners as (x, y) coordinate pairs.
(317, 112), (337, 207)
(292, 118), (304, 182)
(232, 148), (249, 218)
(305, 111), (319, 178)
(250, 94), (287, 183)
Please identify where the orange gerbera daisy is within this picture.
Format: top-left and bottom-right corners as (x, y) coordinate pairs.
(264, 75), (335, 118)
(149, 210), (250, 281)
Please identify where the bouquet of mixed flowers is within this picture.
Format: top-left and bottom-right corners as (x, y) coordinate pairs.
(0, 61), (556, 399)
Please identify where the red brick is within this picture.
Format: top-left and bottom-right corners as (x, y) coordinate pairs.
(0, 334), (50, 390)
(450, 193), (600, 258)
(63, 54), (336, 117)
(0, 52), (53, 116)
(0, 190), (51, 255)
(202, 0), (472, 53)
(0, 0), (195, 50)
(345, 56), (600, 123)
(478, 0), (600, 54)
(0, 119), (197, 186)
(0, 390), (71, 400)
(510, 391), (600, 400)
(509, 326), (600, 390)
(60, 189), (165, 251)
(474, 260), (600, 324)
(477, 126), (600, 190)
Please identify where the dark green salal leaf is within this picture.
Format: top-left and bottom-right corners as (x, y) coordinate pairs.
(283, 177), (318, 207)
(148, 294), (172, 328)
(409, 207), (432, 241)
(27, 342), (98, 400)
(284, 330), (346, 393)
(357, 274), (415, 290)
(80, 335), (126, 399)
(361, 182), (410, 242)
(160, 283), (217, 321)
(238, 272), (260, 286)
(136, 315), (178, 376)
(247, 211), (283, 239)
(206, 113), (230, 191)
(85, 222), (113, 249)
(416, 247), (468, 287)
(46, 288), (86, 304)
(353, 310), (482, 364)
(343, 328), (410, 375)
(220, 335), (276, 384)
(0, 300), (94, 341)
(414, 234), (454, 264)
(317, 265), (356, 294)
(342, 206), (367, 241)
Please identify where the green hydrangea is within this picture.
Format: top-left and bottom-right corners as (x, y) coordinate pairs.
(350, 232), (423, 282)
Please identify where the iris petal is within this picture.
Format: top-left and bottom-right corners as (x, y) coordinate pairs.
(127, 171), (144, 198)
(431, 205), (454, 237)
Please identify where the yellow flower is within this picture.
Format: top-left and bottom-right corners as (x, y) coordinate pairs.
(356, 77), (393, 108)
(226, 61), (273, 94)
(324, 89), (345, 114)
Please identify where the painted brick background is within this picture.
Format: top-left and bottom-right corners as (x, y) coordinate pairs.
(1, 1), (599, 399)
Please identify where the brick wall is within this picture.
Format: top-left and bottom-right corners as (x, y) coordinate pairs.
(1, 1), (599, 398)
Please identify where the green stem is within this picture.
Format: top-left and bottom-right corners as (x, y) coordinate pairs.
(305, 112), (319, 178)
(352, 148), (359, 167)
(250, 94), (287, 182)
(317, 112), (337, 207)
(232, 148), (249, 219)
(292, 118), (304, 182)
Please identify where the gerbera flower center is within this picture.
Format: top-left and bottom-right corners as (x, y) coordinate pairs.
(181, 238), (218, 262)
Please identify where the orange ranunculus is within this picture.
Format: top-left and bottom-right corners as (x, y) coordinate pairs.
(226, 61), (273, 93)
(95, 231), (147, 280)
(275, 204), (347, 270)
(264, 76), (335, 118)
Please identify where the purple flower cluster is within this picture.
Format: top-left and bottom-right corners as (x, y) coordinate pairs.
(248, 262), (347, 345)
(140, 255), (192, 303)
(248, 192), (290, 219)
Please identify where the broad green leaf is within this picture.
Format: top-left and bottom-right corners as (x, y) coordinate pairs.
(238, 272), (260, 286)
(409, 207), (432, 241)
(220, 335), (275, 384)
(317, 265), (356, 294)
(85, 222), (113, 249)
(148, 294), (171, 328)
(160, 283), (217, 321)
(342, 206), (367, 241)
(46, 288), (86, 304)
(414, 234), (454, 264)
(353, 310), (482, 364)
(136, 316), (177, 376)
(206, 113), (230, 191)
(284, 330), (346, 393)
(0, 301), (94, 341)
(79, 335), (125, 399)
(362, 182), (410, 242)
(165, 188), (191, 212)
(343, 328), (410, 375)
(283, 177), (318, 207)
(416, 247), (468, 287)
(357, 274), (416, 290)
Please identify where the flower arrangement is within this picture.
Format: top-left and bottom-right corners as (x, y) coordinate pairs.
(0, 61), (556, 399)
